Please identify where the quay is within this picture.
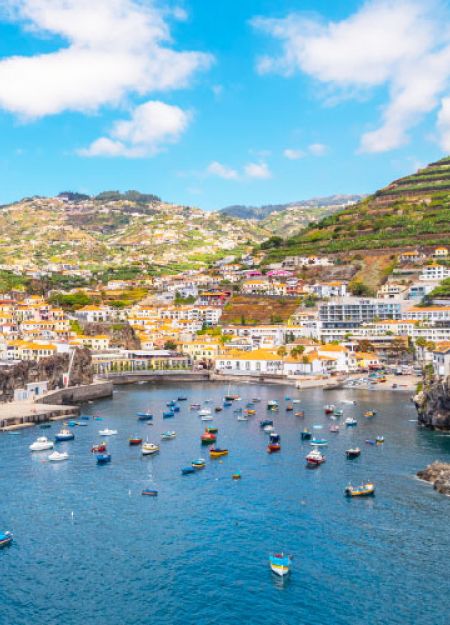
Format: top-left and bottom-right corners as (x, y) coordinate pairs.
(0, 401), (79, 431)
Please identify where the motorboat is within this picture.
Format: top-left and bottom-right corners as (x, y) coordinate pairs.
(29, 436), (54, 452)
(232, 472), (241, 480)
(306, 448), (326, 465)
(364, 410), (376, 418)
(191, 458), (206, 469)
(75, 421), (88, 427)
(376, 436), (384, 444)
(173, 406), (180, 413)
(141, 442), (160, 455)
(269, 553), (291, 577)
(244, 409), (256, 416)
(129, 437), (143, 446)
(267, 443), (281, 453)
(39, 423), (52, 429)
(286, 405), (293, 412)
(167, 400), (177, 407)
(161, 431), (176, 440)
(0, 531), (13, 548)
(263, 425), (274, 433)
(201, 431), (217, 444)
(259, 419), (273, 428)
(209, 447), (228, 458)
(137, 412), (153, 421)
(295, 411), (305, 417)
(178, 396), (188, 401)
(163, 411), (175, 418)
(333, 409), (344, 417)
(324, 404), (335, 414)
(346, 448), (361, 459)
(345, 482), (375, 497)
(96, 453), (111, 465)
(310, 438), (328, 446)
(55, 429), (75, 442)
(329, 424), (340, 433)
(91, 443), (107, 453)
(344, 418), (358, 427)
(292, 399), (301, 404)
(237, 414), (249, 421)
(142, 489), (158, 496)
(206, 426), (218, 433)
(267, 400), (278, 409)
(214, 406), (223, 413)
(201, 414), (213, 421)
(285, 396), (291, 401)
(198, 408), (211, 417)
(190, 403), (201, 410)
(98, 429), (117, 436)
(301, 430), (312, 440)
(182, 466), (196, 475)
(269, 433), (280, 444)
(223, 400), (232, 407)
(48, 451), (69, 462)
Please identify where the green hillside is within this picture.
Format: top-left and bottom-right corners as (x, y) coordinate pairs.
(263, 157), (450, 260)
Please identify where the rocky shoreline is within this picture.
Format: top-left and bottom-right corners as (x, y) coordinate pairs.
(417, 462), (450, 496)
(414, 375), (450, 430)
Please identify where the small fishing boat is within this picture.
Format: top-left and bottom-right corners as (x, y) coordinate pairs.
(324, 404), (335, 415)
(206, 426), (218, 433)
(269, 433), (280, 444)
(295, 411), (305, 417)
(209, 447), (228, 458)
(329, 424), (340, 433)
(224, 393), (240, 401)
(214, 406), (223, 413)
(172, 405), (180, 413)
(191, 458), (206, 470)
(292, 399), (301, 404)
(365, 439), (376, 445)
(223, 400), (232, 407)
(161, 431), (176, 440)
(300, 429), (312, 440)
(313, 424), (323, 430)
(232, 472), (241, 480)
(342, 399), (357, 405)
(178, 396), (188, 401)
(306, 448), (326, 465)
(244, 409), (256, 416)
(96, 453), (111, 465)
(346, 448), (361, 459)
(80, 416), (90, 420)
(190, 403), (201, 410)
(260, 419), (273, 428)
(198, 408), (211, 417)
(142, 442), (159, 455)
(29, 436), (54, 451)
(252, 397), (261, 402)
(167, 400), (177, 407)
(269, 553), (291, 577)
(344, 417), (358, 427)
(310, 438), (328, 446)
(201, 431), (217, 444)
(345, 482), (375, 497)
(91, 443), (107, 453)
(98, 429), (117, 436)
(263, 425), (274, 433)
(75, 421), (88, 427)
(129, 437), (143, 446)
(237, 414), (249, 421)
(246, 402), (254, 408)
(39, 423), (52, 429)
(376, 436), (384, 444)
(267, 400), (278, 409)
(163, 411), (175, 419)
(0, 531), (13, 548)
(201, 414), (213, 421)
(182, 466), (195, 475)
(137, 412), (153, 421)
(333, 409), (344, 417)
(93, 416), (103, 421)
(364, 410), (376, 418)
(142, 489), (158, 496)
(48, 451), (69, 462)
(286, 405), (293, 412)
(267, 443), (281, 453)
(55, 428), (75, 442)
(285, 396), (292, 401)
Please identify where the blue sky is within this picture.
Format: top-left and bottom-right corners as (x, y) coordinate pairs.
(0, 0), (449, 210)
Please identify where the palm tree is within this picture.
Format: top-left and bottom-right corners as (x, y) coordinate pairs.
(290, 345), (305, 360)
(277, 346), (287, 358)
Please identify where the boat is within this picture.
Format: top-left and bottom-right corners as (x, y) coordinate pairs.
(244, 409), (256, 416)
(232, 472), (241, 480)
(342, 400), (357, 405)
(182, 466), (195, 475)
(55, 429), (74, 442)
(98, 429), (117, 436)
(142, 489), (158, 496)
(267, 443), (281, 453)
(178, 396), (188, 401)
(198, 408), (211, 417)
(269, 553), (291, 577)
(267, 400), (278, 409)
(48, 451), (69, 462)
(313, 424), (323, 430)
(292, 399), (301, 404)
(286, 405), (293, 412)
(310, 438), (328, 446)
(190, 403), (201, 410)
(260, 419), (273, 428)
(201, 431), (217, 444)
(163, 411), (175, 419)
(173, 406), (180, 413)
(80, 416), (90, 421)
(167, 400), (177, 407)
(306, 448), (326, 465)
(364, 410), (376, 418)
(91, 443), (107, 453)
(161, 431), (176, 440)
(75, 421), (88, 427)
(223, 401), (232, 407)
(365, 439), (376, 445)
(295, 411), (305, 417)
(324, 404), (335, 414)
(96, 453), (111, 465)
(252, 398), (261, 402)
(346, 448), (361, 459)
(206, 426), (218, 433)
(333, 409), (344, 417)
(209, 447), (228, 458)
(376, 436), (384, 444)
(269, 433), (280, 444)
(29, 436), (54, 451)
(191, 458), (206, 469)
(129, 437), (143, 446)
(141, 442), (160, 455)
(237, 414), (249, 421)
(285, 396), (291, 401)
(137, 412), (153, 421)
(0, 531), (13, 548)
(263, 425), (274, 433)
(214, 406), (223, 413)
(39, 423), (52, 429)
(68, 421), (77, 427)
(329, 424), (340, 433)
(344, 417), (358, 427)
(246, 402), (254, 408)
(345, 482), (375, 497)
(300, 430), (312, 440)
(201, 414), (213, 421)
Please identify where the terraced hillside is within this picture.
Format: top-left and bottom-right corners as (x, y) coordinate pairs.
(263, 157), (450, 260)
(221, 295), (301, 326)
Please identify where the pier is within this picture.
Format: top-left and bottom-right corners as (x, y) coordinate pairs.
(0, 401), (79, 431)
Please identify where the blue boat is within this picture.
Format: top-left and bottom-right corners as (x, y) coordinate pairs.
(163, 411), (175, 418)
(0, 531), (13, 548)
(167, 401), (177, 407)
(68, 421), (77, 427)
(178, 396), (188, 401)
(80, 416), (90, 420)
(269, 553), (291, 577)
(142, 489), (158, 496)
(96, 453), (111, 465)
(181, 467), (195, 475)
(260, 419), (273, 428)
(137, 413), (153, 421)
(223, 401), (232, 407)
(301, 430), (312, 440)
(55, 429), (74, 441)
(75, 421), (88, 427)
(246, 402), (254, 408)
(173, 405), (180, 413)
(310, 438), (328, 446)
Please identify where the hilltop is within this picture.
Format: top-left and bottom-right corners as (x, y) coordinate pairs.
(263, 157), (450, 261)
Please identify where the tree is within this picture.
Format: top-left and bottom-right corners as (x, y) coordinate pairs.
(290, 345), (305, 359)
(164, 340), (177, 351)
(357, 339), (374, 353)
(277, 346), (287, 357)
(349, 280), (374, 297)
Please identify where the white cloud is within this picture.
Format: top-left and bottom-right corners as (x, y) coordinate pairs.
(283, 148), (304, 160)
(252, 0), (450, 153)
(244, 162), (272, 179)
(308, 143), (328, 156)
(0, 0), (212, 119)
(207, 161), (239, 180)
(79, 101), (191, 158)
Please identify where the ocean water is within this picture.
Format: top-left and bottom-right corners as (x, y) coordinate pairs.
(0, 382), (449, 625)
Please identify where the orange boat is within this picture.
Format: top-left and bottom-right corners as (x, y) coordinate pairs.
(267, 443), (281, 453)
(201, 431), (217, 444)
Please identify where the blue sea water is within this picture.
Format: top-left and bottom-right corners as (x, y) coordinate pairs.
(0, 382), (449, 625)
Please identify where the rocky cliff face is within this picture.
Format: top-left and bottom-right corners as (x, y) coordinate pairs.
(417, 462), (450, 495)
(82, 322), (141, 350)
(0, 348), (93, 403)
(414, 376), (450, 430)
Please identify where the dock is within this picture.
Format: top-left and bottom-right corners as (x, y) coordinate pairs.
(0, 401), (79, 431)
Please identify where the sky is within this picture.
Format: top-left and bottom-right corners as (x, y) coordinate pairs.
(1, 0), (450, 210)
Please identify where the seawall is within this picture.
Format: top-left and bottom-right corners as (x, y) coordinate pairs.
(36, 382), (114, 405)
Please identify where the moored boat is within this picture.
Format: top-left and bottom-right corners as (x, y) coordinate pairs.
(201, 414), (213, 421)
(345, 482), (375, 497)
(206, 426), (218, 433)
(98, 428), (117, 436)
(329, 424), (340, 433)
(295, 411), (305, 417)
(263, 425), (274, 433)
(232, 472), (241, 480)
(137, 412), (153, 421)
(267, 443), (281, 453)
(344, 417), (358, 427)
(91, 443), (107, 453)
(142, 489), (158, 496)
(286, 405), (293, 412)
(223, 400), (232, 407)
(39, 423), (52, 429)
(198, 408), (211, 417)
(182, 466), (195, 475)
(306, 448), (326, 465)
(48, 451), (69, 462)
(214, 406), (223, 412)
(376, 435), (384, 444)
(333, 409), (344, 417)
(269, 553), (292, 577)
(96, 453), (111, 465)
(161, 431), (176, 440)
(129, 437), (143, 446)
(237, 414), (249, 421)
(310, 438), (328, 446)
(0, 531), (13, 548)
(191, 458), (206, 469)
(190, 403), (201, 410)
(141, 442), (160, 455)
(324, 404), (335, 415)
(178, 396), (188, 401)
(163, 410), (175, 419)
(29, 436), (54, 452)
(346, 448), (361, 459)
(201, 431), (216, 444)
(364, 410), (376, 418)
(209, 447), (228, 458)
(300, 429), (312, 440)
(244, 409), (256, 415)
(55, 428), (75, 442)
(259, 419), (273, 428)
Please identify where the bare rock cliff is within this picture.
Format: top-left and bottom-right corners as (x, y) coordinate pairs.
(414, 376), (450, 430)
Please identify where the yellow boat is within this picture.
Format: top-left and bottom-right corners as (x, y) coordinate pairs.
(209, 448), (228, 458)
(345, 482), (375, 497)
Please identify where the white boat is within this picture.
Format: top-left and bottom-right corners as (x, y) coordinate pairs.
(142, 442), (160, 455)
(292, 399), (301, 404)
(263, 425), (274, 433)
(161, 431), (176, 440)
(306, 448), (326, 465)
(98, 429), (118, 436)
(198, 409), (211, 417)
(48, 451), (69, 462)
(344, 418), (358, 427)
(201, 415), (213, 421)
(237, 415), (248, 421)
(29, 436), (54, 452)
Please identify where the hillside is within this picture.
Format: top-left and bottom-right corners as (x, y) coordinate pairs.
(221, 295), (301, 325)
(263, 157), (450, 260)
(0, 191), (270, 272)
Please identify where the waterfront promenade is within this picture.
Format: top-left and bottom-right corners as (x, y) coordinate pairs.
(0, 400), (78, 430)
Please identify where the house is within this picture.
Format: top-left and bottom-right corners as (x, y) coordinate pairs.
(355, 351), (381, 370)
(398, 250), (426, 264)
(433, 246), (448, 258)
(419, 264), (450, 281)
(377, 283), (409, 299)
(432, 342), (450, 377)
(70, 335), (111, 351)
(308, 281), (348, 299)
(214, 349), (284, 376)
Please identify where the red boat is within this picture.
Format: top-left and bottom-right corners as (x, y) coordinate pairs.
(129, 437), (143, 446)
(201, 431), (217, 444)
(306, 449), (326, 465)
(91, 443), (107, 453)
(267, 443), (281, 453)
